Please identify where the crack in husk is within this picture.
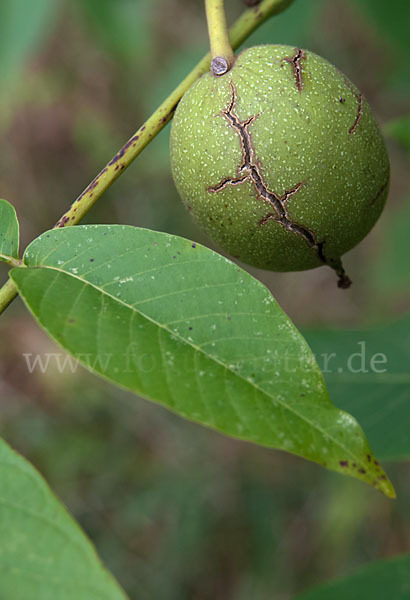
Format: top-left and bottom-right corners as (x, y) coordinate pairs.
(208, 82), (351, 288)
(283, 47), (306, 93)
(344, 78), (363, 135)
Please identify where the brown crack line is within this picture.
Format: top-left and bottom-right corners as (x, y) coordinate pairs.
(283, 48), (306, 93)
(344, 78), (363, 134)
(208, 82), (351, 288)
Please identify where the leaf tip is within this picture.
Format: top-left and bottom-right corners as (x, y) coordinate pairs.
(377, 474), (396, 499)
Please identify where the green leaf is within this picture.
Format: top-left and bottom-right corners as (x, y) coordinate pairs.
(11, 226), (395, 496)
(304, 315), (410, 462)
(0, 436), (128, 600)
(295, 553), (410, 600)
(384, 115), (410, 152)
(74, 0), (152, 65)
(0, 198), (19, 261)
(247, 0), (324, 49)
(354, 0), (410, 91)
(355, 0), (410, 54)
(0, 0), (60, 82)
(369, 196), (410, 295)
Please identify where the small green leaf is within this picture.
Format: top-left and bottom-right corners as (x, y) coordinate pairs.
(0, 436), (128, 599)
(295, 553), (410, 600)
(384, 115), (410, 152)
(11, 226), (395, 496)
(304, 314), (410, 462)
(0, 198), (19, 261)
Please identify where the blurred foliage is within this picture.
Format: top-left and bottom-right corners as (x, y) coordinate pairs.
(385, 116), (410, 153)
(369, 195), (410, 303)
(0, 0), (60, 82)
(0, 0), (409, 598)
(305, 313), (410, 461)
(73, 0), (153, 65)
(295, 553), (410, 600)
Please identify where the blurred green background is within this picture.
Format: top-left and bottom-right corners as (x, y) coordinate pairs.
(0, 1), (409, 598)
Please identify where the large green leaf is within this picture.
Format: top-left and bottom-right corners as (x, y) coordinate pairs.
(0, 198), (19, 261)
(0, 436), (128, 600)
(11, 226), (395, 496)
(295, 553), (410, 600)
(304, 314), (410, 462)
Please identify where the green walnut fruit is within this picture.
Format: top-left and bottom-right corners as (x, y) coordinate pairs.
(170, 45), (389, 287)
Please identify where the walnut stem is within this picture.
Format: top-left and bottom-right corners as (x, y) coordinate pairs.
(205, 0), (235, 75)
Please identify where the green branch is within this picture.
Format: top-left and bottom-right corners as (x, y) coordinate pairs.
(0, 277), (19, 314)
(0, 0), (295, 316)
